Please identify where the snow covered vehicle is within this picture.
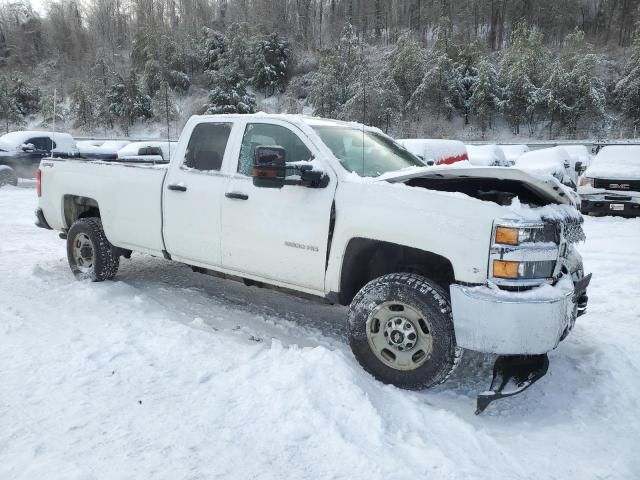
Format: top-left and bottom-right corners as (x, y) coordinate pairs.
(498, 144), (529, 166)
(35, 114), (591, 413)
(515, 147), (577, 189)
(0, 131), (79, 186)
(396, 138), (469, 166)
(77, 140), (131, 160)
(579, 145), (640, 217)
(465, 144), (511, 166)
(558, 144), (591, 183)
(116, 141), (176, 163)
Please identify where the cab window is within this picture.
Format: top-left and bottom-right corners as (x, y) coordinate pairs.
(183, 122), (232, 171)
(26, 137), (53, 151)
(238, 123), (312, 176)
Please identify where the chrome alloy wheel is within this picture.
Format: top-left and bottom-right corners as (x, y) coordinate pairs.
(366, 301), (434, 371)
(72, 232), (95, 273)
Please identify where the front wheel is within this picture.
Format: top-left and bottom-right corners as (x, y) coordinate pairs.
(67, 217), (119, 281)
(348, 273), (461, 390)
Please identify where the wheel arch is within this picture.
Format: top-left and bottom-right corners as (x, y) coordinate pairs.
(337, 238), (455, 305)
(63, 194), (101, 228)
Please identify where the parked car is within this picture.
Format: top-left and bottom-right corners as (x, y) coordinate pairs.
(515, 146), (577, 189)
(36, 114), (590, 413)
(77, 140), (131, 160)
(497, 144), (529, 165)
(396, 138), (469, 166)
(465, 144), (510, 166)
(559, 144), (591, 182)
(578, 145), (640, 217)
(0, 131), (79, 186)
(116, 141), (176, 163)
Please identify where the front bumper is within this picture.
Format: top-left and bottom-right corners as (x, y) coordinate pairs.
(581, 195), (640, 216)
(450, 274), (590, 355)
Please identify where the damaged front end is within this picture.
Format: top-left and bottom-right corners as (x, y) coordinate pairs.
(434, 170), (591, 413)
(385, 165), (592, 413)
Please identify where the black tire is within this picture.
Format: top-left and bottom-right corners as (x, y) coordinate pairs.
(66, 217), (119, 281)
(0, 166), (18, 187)
(348, 273), (461, 390)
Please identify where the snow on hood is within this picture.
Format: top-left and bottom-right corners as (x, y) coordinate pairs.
(506, 196), (583, 224)
(585, 146), (640, 180)
(374, 164), (576, 206)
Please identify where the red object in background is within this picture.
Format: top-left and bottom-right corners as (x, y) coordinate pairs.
(36, 168), (41, 197)
(436, 153), (469, 165)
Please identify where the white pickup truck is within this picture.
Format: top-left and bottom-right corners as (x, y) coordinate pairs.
(36, 114), (591, 412)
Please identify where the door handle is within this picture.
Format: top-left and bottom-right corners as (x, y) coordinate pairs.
(167, 183), (187, 192)
(225, 191), (249, 200)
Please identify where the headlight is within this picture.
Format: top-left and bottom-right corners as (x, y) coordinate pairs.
(490, 221), (561, 285)
(492, 260), (556, 279)
(493, 224), (556, 245)
(579, 177), (594, 187)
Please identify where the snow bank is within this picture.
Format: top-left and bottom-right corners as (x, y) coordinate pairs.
(585, 145), (640, 180)
(466, 144), (508, 166)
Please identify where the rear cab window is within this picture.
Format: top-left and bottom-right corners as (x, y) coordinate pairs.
(183, 122), (233, 172)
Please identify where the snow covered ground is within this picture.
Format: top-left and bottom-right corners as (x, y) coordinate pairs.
(1, 184), (639, 480)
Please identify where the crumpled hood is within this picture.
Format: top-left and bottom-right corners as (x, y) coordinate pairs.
(376, 165), (577, 206)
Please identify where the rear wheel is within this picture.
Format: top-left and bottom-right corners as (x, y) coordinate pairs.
(0, 166), (18, 187)
(66, 217), (119, 281)
(348, 273), (461, 389)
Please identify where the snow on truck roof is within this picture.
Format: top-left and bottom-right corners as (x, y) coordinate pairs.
(190, 113), (383, 133)
(0, 131), (77, 153)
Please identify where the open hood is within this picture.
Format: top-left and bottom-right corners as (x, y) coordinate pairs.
(377, 165), (577, 207)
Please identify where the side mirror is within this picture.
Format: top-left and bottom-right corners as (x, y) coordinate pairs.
(298, 164), (330, 188)
(252, 145), (287, 189)
(21, 143), (34, 152)
(575, 161), (586, 173)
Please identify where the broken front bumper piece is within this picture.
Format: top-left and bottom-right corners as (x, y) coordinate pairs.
(450, 274), (591, 413)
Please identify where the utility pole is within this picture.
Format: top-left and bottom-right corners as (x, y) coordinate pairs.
(52, 88), (56, 132)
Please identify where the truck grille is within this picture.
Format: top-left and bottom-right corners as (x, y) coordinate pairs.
(563, 222), (586, 244)
(593, 178), (640, 193)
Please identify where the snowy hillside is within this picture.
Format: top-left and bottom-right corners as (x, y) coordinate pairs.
(1, 184), (639, 479)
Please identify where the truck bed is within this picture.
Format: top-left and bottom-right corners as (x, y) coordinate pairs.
(38, 158), (168, 255)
